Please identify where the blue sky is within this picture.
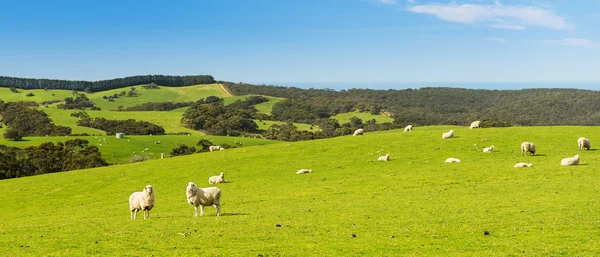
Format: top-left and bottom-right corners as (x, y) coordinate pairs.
(0, 0), (599, 87)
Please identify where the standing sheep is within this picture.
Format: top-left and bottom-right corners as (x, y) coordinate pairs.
(561, 155), (580, 166)
(129, 185), (155, 220)
(378, 153), (390, 161)
(483, 145), (494, 153)
(296, 169), (312, 174)
(442, 130), (454, 139)
(186, 182), (221, 216)
(404, 125), (413, 132)
(469, 121), (480, 129)
(521, 142), (536, 156)
(353, 128), (364, 136)
(208, 172), (225, 184)
(578, 137), (591, 151)
(514, 162), (532, 168)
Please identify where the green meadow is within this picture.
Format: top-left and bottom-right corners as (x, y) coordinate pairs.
(1, 125), (599, 255)
(332, 111), (394, 124)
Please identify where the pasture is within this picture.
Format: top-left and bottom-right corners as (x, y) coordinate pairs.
(1, 126), (599, 255)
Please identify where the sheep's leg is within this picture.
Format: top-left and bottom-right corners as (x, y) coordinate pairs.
(144, 210), (149, 219)
(194, 206), (198, 217)
(130, 211), (134, 220)
(132, 210), (138, 220)
(200, 205), (205, 216)
(214, 204), (220, 216)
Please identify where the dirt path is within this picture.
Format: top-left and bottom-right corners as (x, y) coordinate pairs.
(219, 83), (233, 97)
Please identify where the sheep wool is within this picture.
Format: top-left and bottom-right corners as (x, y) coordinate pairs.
(469, 121), (480, 129)
(561, 155), (580, 166)
(578, 137), (591, 151)
(521, 142), (536, 156)
(445, 158), (461, 163)
(404, 125), (413, 132)
(129, 185), (155, 220)
(483, 145), (494, 153)
(186, 182), (221, 216)
(514, 162), (532, 168)
(378, 153), (390, 161)
(208, 172), (225, 184)
(209, 145), (223, 152)
(296, 169), (312, 174)
(353, 129), (364, 136)
(442, 130), (454, 139)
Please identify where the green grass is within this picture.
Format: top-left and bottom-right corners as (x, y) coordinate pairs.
(332, 111), (394, 124)
(1, 125), (600, 255)
(254, 96), (285, 115)
(0, 88), (75, 103)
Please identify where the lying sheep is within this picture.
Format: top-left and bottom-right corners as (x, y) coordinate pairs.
(209, 145), (223, 152)
(521, 142), (536, 156)
(378, 153), (390, 161)
(469, 121), (480, 129)
(296, 169), (312, 174)
(186, 182), (221, 216)
(561, 155), (580, 166)
(445, 158), (461, 163)
(208, 172), (225, 184)
(353, 128), (364, 136)
(578, 137), (590, 151)
(404, 125), (413, 132)
(483, 145), (494, 153)
(442, 130), (454, 139)
(514, 162), (532, 168)
(129, 185), (155, 220)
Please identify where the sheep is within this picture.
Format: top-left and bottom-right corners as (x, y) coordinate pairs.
(378, 153), (390, 161)
(296, 169), (312, 174)
(561, 155), (580, 166)
(129, 185), (155, 220)
(404, 125), (413, 132)
(469, 121), (480, 129)
(353, 128), (364, 136)
(578, 137), (590, 150)
(514, 162), (532, 168)
(521, 142), (536, 156)
(209, 145), (223, 152)
(208, 172), (225, 184)
(483, 145), (495, 153)
(441, 130), (454, 139)
(186, 182), (221, 216)
(445, 158), (461, 163)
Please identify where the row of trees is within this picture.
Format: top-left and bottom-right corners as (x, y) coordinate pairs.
(76, 117), (165, 135)
(0, 139), (108, 179)
(57, 94), (100, 110)
(121, 101), (195, 111)
(0, 75), (215, 92)
(0, 101), (71, 140)
(181, 97), (259, 136)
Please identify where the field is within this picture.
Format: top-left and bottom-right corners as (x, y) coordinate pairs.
(1, 126), (599, 255)
(332, 111), (394, 124)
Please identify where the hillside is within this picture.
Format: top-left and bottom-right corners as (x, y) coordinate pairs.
(1, 126), (599, 255)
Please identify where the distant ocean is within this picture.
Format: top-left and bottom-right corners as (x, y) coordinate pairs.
(258, 82), (600, 91)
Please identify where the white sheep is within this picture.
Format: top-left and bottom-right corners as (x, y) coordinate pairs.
(378, 153), (390, 161)
(296, 169), (312, 174)
(129, 185), (155, 220)
(353, 128), (364, 136)
(521, 142), (536, 156)
(186, 182), (221, 216)
(404, 125), (413, 132)
(209, 145), (223, 152)
(514, 162), (532, 168)
(208, 172), (225, 184)
(483, 145), (494, 153)
(441, 130), (454, 139)
(469, 121), (480, 129)
(578, 137), (590, 151)
(561, 155), (580, 166)
(445, 158), (461, 163)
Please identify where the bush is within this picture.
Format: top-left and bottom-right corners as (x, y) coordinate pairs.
(171, 144), (196, 156)
(26, 92), (35, 97)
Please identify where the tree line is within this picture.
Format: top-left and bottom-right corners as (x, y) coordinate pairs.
(0, 75), (215, 92)
(0, 101), (72, 140)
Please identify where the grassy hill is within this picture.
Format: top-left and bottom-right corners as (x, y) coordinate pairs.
(1, 126), (599, 255)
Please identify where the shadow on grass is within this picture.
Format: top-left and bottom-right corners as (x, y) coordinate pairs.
(220, 213), (250, 216)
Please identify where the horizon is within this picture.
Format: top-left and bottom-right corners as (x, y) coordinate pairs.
(1, 0), (599, 89)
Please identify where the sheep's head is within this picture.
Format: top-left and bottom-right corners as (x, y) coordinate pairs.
(186, 182), (197, 192)
(220, 172), (225, 178)
(144, 185), (154, 196)
(575, 155), (580, 159)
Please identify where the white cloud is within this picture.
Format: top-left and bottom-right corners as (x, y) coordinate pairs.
(488, 37), (507, 43)
(547, 38), (593, 48)
(409, 2), (572, 30)
(407, 0), (415, 4)
(377, 0), (398, 5)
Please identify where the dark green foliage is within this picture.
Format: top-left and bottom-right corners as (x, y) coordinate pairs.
(9, 87), (19, 93)
(181, 97), (258, 136)
(0, 139), (108, 179)
(26, 92), (34, 97)
(76, 117), (165, 135)
(142, 83), (160, 89)
(263, 123), (316, 141)
(57, 94), (99, 110)
(121, 101), (194, 111)
(171, 144), (196, 156)
(196, 139), (214, 152)
(70, 111), (89, 118)
(0, 75), (215, 92)
(0, 101), (72, 139)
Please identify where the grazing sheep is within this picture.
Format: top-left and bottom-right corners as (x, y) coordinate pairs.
(209, 145), (223, 152)
(353, 128), (364, 136)
(208, 172), (225, 184)
(578, 137), (591, 151)
(521, 142), (536, 156)
(404, 125), (413, 132)
(186, 182), (221, 216)
(514, 162), (533, 168)
(561, 155), (580, 166)
(469, 121), (480, 129)
(296, 169), (312, 174)
(378, 153), (390, 161)
(483, 145), (495, 153)
(129, 185), (155, 220)
(445, 158), (461, 163)
(441, 130), (454, 139)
